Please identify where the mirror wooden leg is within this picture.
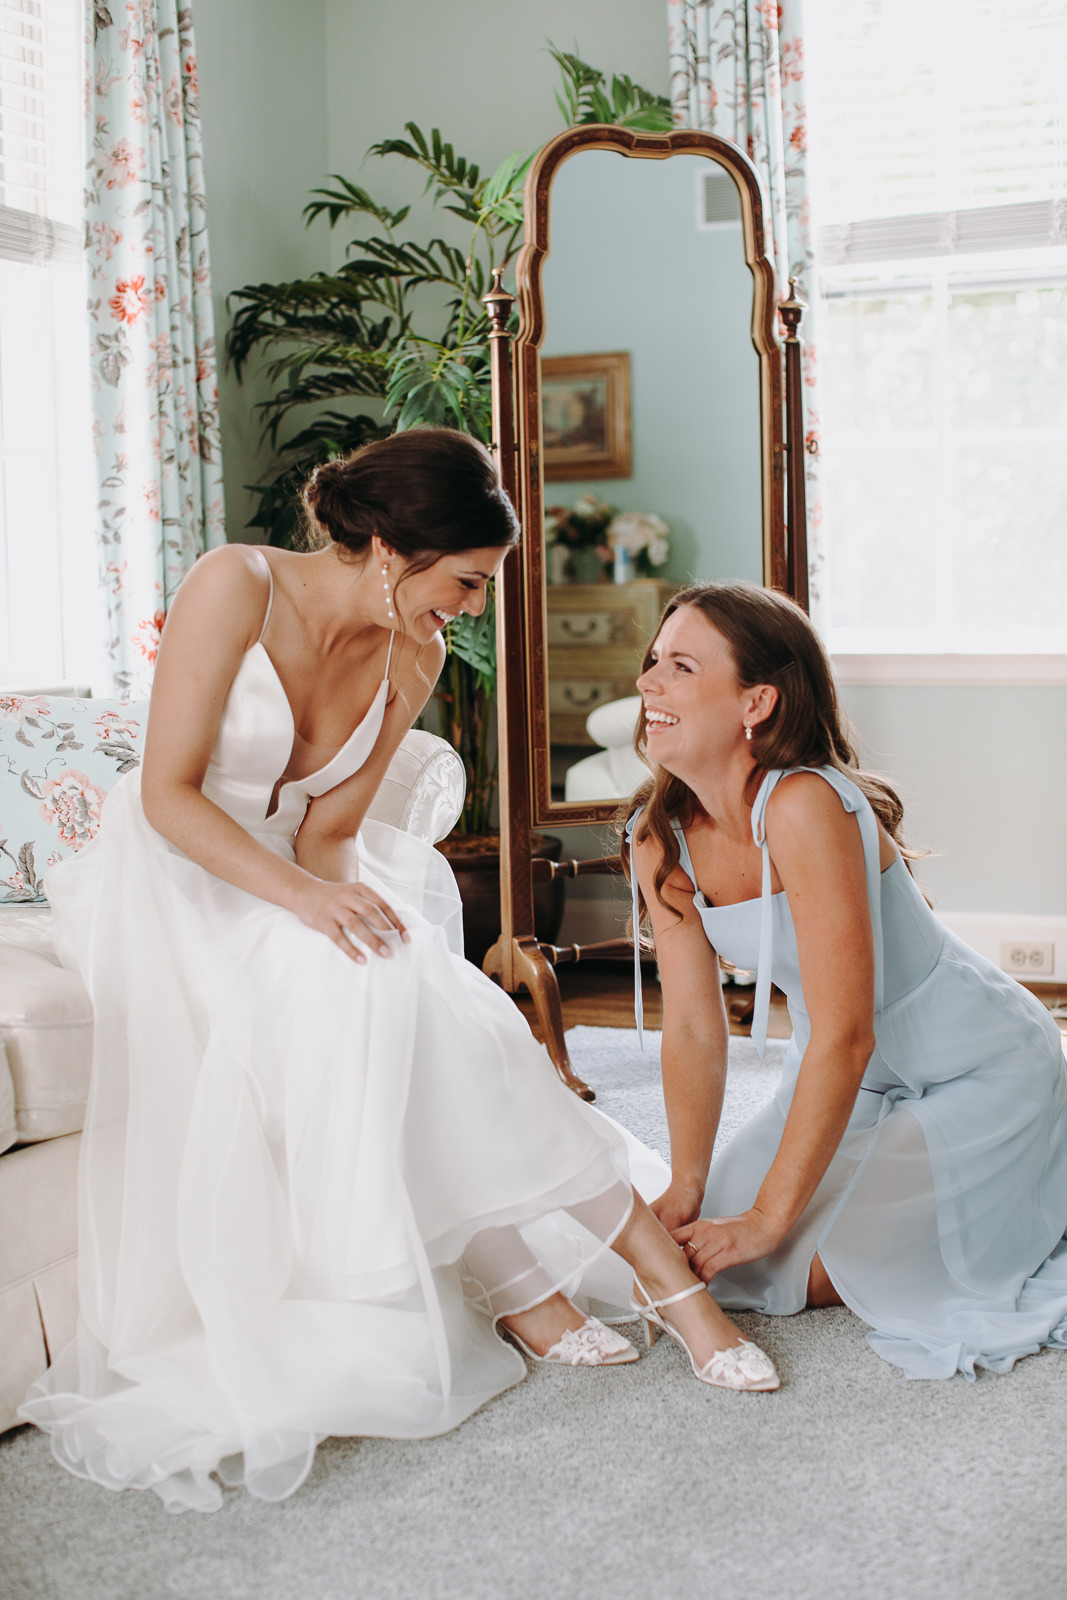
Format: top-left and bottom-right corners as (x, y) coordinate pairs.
(483, 934), (595, 1102)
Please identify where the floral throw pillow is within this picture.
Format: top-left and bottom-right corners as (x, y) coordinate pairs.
(0, 694), (150, 904)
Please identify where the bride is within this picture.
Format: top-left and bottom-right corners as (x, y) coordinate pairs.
(22, 429), (777, 1514)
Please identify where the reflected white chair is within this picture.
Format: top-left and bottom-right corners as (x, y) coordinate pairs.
(563, 696), (650, 803)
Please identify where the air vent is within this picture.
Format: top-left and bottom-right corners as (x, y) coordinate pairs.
(697, 170), (741, 230)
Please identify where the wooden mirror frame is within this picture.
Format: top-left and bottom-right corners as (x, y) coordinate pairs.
(482, 125), (809, 1098)
(516, 125), (792, 828)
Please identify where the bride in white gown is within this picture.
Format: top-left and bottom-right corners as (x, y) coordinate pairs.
(21, 429), (777, 1513)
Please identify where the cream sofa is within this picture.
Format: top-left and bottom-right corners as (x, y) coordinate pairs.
(0, 720), (465, 1433)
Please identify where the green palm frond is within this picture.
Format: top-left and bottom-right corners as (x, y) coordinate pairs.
(444, 606), (496, 702)
(261, 337), (394, 386)
(369, 123), (482, 202)
(548, 43), (674, 131)
(303, 176), (410, 232)
(385, 336), (492, 441)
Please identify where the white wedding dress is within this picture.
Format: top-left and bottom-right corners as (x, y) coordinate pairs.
(21, 592), (661, 1513)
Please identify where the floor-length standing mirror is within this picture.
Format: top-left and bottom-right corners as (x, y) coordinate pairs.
(483, 126), (809, 1097)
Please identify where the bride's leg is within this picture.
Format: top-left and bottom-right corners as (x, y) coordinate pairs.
(498, 1294), (590, 1355)
(607, 1190), (753, 1368)
(461, 1225), (595, 1356)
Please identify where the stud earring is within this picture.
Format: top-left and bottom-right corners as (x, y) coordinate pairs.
(381, 562), (395, 623)
(744, 723), (753, 742)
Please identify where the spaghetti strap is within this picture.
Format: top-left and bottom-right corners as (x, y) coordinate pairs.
(383, 627), (395, 679)
(624, 812), (645, 1050)
(255, 554), (275, 644)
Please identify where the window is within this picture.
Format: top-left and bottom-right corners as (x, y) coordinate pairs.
(807, 0), (1067, 657)
(0, 0), (97, 689)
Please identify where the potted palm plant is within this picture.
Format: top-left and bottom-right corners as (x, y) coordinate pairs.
(227, 48), (672, 957)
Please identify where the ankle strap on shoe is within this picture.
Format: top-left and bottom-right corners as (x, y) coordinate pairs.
(649, 1281), (707, 1312)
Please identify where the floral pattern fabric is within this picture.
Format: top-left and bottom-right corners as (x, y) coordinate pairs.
(86, 0), (225, 699)
(666, 0), (824, 612)
(0, 694), (148, 903)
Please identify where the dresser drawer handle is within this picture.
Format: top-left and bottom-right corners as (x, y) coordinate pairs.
(558, 617), (601, 640)
(562, 685), (609, 709)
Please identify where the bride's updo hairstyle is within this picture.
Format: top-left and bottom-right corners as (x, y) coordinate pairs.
(301, 428), (519, 589)
(624, 581), (915, 921)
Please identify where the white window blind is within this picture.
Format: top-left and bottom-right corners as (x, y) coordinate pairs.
(0, 0), (98, 690)
(807, 0), (1067, 656)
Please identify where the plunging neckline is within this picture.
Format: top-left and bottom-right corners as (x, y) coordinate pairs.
(254, 642), (391, 818)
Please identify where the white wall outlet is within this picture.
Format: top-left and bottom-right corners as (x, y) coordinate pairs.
(1000, 941), (1055, 976)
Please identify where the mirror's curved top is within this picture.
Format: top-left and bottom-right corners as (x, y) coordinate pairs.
(506, 124), (790, 827)
(514, 124), (785, 596)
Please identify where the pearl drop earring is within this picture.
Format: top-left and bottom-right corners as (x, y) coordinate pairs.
(381, 562), (395, 623)
(744, 723), (753, 742)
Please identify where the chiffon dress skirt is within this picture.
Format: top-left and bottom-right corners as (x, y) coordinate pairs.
(644, 766), (1067, 1380)
(21, 638), (663, 1513)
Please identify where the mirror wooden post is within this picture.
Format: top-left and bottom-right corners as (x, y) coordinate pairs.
(779, 277), (810, 612)
(482, 269), (595, 1100)
(484, 127), (808, 1096)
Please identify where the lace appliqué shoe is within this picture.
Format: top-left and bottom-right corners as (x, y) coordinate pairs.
(632, 1278), (779, 1392)
(502, 1315), (640, 1366)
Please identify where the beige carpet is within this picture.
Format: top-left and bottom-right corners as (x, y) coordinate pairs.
(2, 1028), (1065, 1600)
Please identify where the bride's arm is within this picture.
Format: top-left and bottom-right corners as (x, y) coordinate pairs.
(633, 830), (730, 1234)
(140, 548), (404, 964)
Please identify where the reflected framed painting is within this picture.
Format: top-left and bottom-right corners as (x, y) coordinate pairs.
(541, 351), (632, 482)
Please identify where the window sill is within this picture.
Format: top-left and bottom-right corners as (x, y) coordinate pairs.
(831, 655), (1067, 687)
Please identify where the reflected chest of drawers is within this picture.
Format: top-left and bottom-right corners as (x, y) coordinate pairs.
(545, 580), (678, 745)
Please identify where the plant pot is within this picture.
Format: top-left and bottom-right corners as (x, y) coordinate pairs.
(436, 833), (565, 968)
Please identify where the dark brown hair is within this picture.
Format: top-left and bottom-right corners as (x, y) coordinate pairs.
(621, 582), (916, 923)
(301, 428), (519, 582)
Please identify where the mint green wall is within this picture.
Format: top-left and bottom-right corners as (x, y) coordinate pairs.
(841, 684), (1067, 916)
(323, 0), (669, 220)
(195, 0), (330, 540)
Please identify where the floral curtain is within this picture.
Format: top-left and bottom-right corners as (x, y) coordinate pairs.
(86, 0), (225, 699)
(666, 0), (824, 611)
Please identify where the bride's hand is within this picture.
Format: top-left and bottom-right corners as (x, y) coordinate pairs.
(672, 1209), (783, 1281)
(650, 1179), (704, 1235)
(296, 879), (410, 964)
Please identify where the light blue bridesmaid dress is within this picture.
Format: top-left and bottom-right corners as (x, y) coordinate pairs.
(634, 766), (1067, 1379)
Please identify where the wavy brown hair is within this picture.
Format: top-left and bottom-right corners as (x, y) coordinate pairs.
(619, 582), (916, 925)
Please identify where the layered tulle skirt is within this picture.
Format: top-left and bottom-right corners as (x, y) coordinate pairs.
(21, 774), (659, 1511)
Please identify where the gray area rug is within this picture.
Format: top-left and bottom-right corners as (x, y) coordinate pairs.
(3, 1028), (1066, 1600)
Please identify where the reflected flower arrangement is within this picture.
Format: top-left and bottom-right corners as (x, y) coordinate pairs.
(544, 495), (670, 581)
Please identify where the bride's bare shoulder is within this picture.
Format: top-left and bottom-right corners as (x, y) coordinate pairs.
(168, 546), (273, 647)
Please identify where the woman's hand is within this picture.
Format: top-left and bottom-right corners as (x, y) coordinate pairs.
(295, 878), (410, 964)
(672, 1208), (784, 1282)
(650, 1178), (705, 1235)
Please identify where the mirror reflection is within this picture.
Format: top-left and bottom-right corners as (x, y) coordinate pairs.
(538, 150), (764, 805)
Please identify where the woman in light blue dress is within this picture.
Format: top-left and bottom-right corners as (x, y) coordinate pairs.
(626, 581), (1067, 1379)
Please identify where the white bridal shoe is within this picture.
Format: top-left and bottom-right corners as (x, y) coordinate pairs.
(632, 1279), (780, 1392)
(501, 1315), (640, 1366)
